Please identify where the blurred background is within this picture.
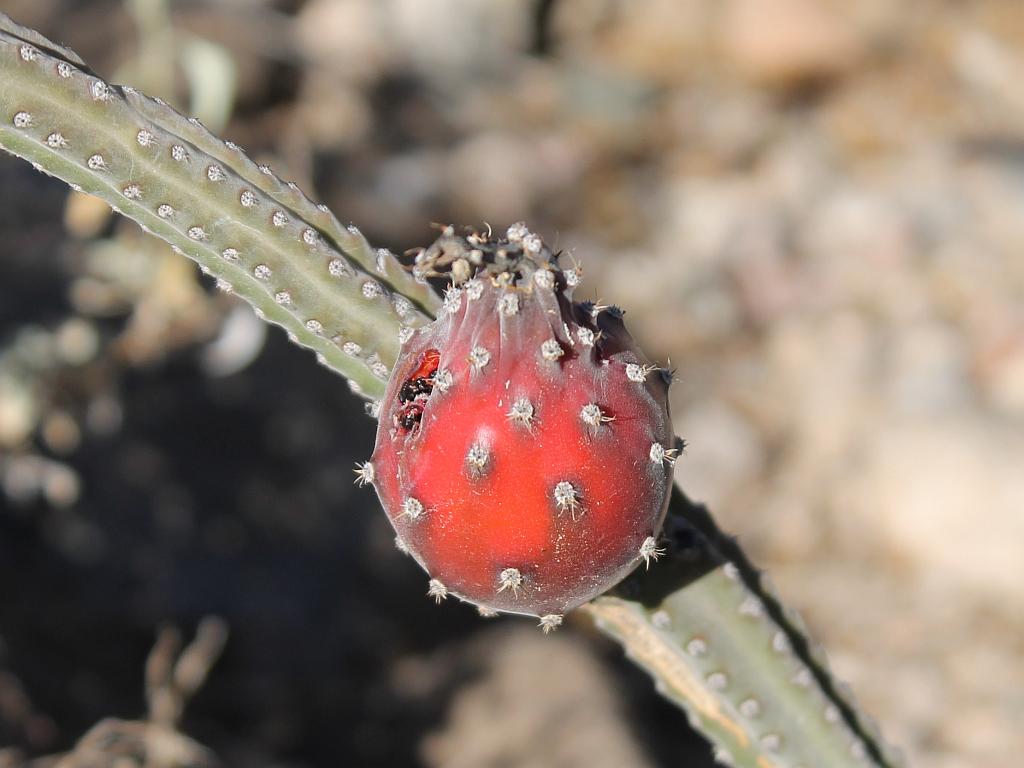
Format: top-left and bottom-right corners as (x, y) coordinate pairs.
(1, 0), (1022, 766)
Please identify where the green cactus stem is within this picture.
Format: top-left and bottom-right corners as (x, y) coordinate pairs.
(586, 487), (904, 768)
(0, 12), (436, 401)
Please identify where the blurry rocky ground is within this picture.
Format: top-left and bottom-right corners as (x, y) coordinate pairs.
(1, 0), (1022, 766)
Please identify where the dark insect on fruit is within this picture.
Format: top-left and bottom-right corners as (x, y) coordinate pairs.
(396, 402), (426, 432)
(398, 376), (434, 403)
(394, 348), (441, 433)
(403, 348), (441, 389)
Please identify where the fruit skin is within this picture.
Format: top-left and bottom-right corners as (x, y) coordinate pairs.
(367, 228), (675, 619)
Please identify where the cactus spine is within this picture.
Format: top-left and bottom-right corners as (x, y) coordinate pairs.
(0, 14), (902, 768)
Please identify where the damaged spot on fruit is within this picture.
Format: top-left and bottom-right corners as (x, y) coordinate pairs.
(639, 536), (665, 569)
(427, 579), (448, 603)
(553, 480), (582, 520)
(538, 614), (563, 633)
(468, 346), (491, 371)
(466, 443), (490, 476)
(497, 567), (523, 596)
(395, 348), (440, 432)
(540, 339), (563, 361)
(401, 497), (425, 520)
(353, 461), (375, 487)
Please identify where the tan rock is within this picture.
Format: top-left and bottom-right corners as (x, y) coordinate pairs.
(720, 0), (861, 87)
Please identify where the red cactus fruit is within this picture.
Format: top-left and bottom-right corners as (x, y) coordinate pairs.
(360, 225), (677, 627)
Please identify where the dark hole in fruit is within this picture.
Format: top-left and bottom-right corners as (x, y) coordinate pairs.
(394, 348), (441, 433)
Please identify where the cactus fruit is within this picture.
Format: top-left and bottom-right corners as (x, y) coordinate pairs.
(365, 225), (677, 622)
